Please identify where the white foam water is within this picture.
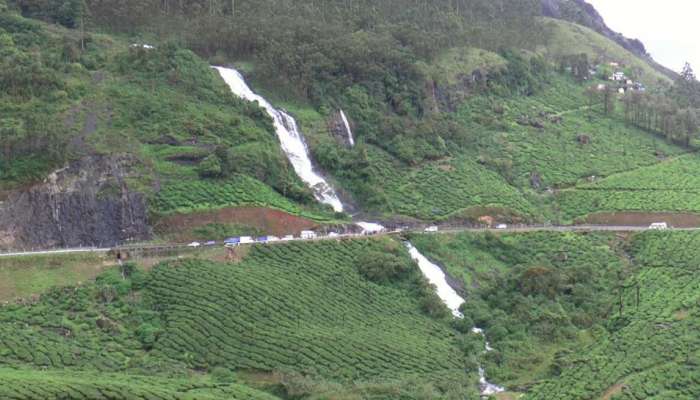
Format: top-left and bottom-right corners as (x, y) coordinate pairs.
(405, 243), (505, 397)
(356, 222), (385, 234)
(339, 109), (355, 147)
(213, 66), (344, 212)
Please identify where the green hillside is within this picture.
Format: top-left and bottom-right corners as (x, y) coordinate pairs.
(0, 238), (478, 398)
(411, 230), (700, 398)
(0, 7), (331, 221)
(526, 231), (700, 400)
(559, 154), (700, 219)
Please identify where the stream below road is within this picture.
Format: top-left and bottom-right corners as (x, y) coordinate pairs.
(406, 243), (505, 397)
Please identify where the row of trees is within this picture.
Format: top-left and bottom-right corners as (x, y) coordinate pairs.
(584, 63), (700, 147)
(622, 64), (700, 146)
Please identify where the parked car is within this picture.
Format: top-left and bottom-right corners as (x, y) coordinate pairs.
(424, 226), (439, 233)
(187, 242), (201, 248)
(267, 236), (281, 242)
(204, 241), (217, 246)
(496, 224), (508, 230)
(328, 232), (340, 238)
(240, 236), (255, 244)
(649, 222), (669, 230)
(282, 235), (295, 241)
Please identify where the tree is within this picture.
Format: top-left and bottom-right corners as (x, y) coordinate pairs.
(681, 62), (696, 82)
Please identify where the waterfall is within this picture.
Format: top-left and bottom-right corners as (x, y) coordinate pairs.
(339, 109), (355, 147)
(405, 243), (505, 397)
(213, 66), (344, 213)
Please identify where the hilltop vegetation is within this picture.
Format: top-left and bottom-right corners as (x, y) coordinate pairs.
(4, 0), (700, 225)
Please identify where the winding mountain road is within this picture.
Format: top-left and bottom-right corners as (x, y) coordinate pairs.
(0, 224), (689, 258)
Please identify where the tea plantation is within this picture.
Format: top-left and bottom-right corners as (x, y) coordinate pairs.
(411, 231), (626, 388)
(558, 154), (700, 219)
(0, 237), (475, 398)
(346, 146), (536, 220)
(525, 231), (700, 400)
(147, 239), (466, 381)
(0, 368), (280, 400)
(151, 174), (337, 221)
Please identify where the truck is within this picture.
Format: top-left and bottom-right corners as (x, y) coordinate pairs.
(649, 222), (669, 230)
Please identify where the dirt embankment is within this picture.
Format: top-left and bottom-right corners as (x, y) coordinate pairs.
(154, 207), (318, 240)
(583, 212), (700, 228)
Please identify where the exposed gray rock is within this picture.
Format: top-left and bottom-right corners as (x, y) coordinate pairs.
(0, 155), (151, 250)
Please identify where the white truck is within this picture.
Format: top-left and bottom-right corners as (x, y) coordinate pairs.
(649, 222), (669, 230)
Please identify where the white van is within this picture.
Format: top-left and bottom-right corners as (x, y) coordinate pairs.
(240, 236), (255, 244)
(424, 226), (439, 233)
(649, 222), (668, 230)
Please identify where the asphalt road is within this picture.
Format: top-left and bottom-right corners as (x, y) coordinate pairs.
(0, 224), (687, 258)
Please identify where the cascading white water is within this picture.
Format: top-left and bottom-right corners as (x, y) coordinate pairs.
(405, 243), (505, 397)
(356, 222), (385, 234)
(213, 66), (344, 213)
(339, 110), (355, 147)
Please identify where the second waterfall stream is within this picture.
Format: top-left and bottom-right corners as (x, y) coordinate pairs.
(406, 243), (505, 397)
(214, 66), (344, 213)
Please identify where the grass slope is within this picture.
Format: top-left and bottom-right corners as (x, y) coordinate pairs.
(0, 253), (113, 302)
(538, 18), (669, 86)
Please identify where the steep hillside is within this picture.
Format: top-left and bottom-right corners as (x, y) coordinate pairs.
(0, 8), (338, 249)
(3, 0), (692, 239)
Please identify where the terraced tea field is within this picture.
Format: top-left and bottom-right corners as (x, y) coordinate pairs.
(526, 231), (700, 400)
(457, 77), (685, 191)
(0, 237), (473, 398)
(356, 146), (536, 220)
(151, 174), (335, 221)
(147, 239), (467, 382)
(558, 154), (700, 220)
(0, 368), (279, 400)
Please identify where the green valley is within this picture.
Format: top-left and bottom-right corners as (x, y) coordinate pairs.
(1, 0), (700, 398)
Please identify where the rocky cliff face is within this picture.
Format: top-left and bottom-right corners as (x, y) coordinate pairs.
(0, 155), (151, 250)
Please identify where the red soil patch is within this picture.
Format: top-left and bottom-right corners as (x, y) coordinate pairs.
(583, 212), (700, 228)
(154, 207), (318, 239)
